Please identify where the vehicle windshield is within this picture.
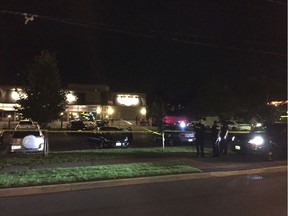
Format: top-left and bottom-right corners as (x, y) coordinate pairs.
(18, 121), (33, 125)
(236, 121), (249, 124)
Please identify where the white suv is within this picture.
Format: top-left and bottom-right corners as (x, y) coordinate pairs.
(15, 120), (39, 130)
(9, 129), (47, 153)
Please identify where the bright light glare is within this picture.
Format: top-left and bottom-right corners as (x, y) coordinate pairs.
(140, 107), (146, 115)
(71, 112), (79, 119)
(96, 107), (101, 114)
(66, 93), (77, 103)
(107, 107), (114, 115)
(116, 94), (140, 106)
(255, 123), (262, 127)
(11, 91), (20, 100)
(179, 121), (186, 128)
(248, 136), (264, 145)
(11, 89), (27, 100)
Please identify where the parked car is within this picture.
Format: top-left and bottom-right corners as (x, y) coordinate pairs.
(66, 120), (87, 131)
(225, 120), (251, 131)
(153, 124), (196, 146)
(95, 119), (108, 127)
(9, 129), (47, 153)
(87, 126), (133, 148)
(15, 119), (39, 130)
(231, 122), (287, 160)
(83, 121), (97, 130)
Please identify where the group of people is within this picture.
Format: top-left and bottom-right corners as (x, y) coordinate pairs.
(194, 119), (229, 157)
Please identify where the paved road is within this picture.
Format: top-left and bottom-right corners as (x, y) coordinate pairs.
(0, 171), (286, 216)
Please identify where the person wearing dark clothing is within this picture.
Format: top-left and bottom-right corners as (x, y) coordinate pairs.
(210, 121), (221, 157)
(219, 123), (229, 155)
(194, 119), (206, 157)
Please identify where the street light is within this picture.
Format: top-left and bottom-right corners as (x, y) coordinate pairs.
(140, 107), (146, 116)
(60, 112), (64, 129)
(66, 92), (77, 103)
(140, 107), (147, 126)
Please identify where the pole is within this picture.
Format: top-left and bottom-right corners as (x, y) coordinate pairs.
(162, 131), (165, 151)
(8, 115), (11, 129)
(60, 114), (63, 129)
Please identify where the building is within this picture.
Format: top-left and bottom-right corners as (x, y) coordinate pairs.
(0, 84), (147, 127)
(0, 85), (21, 121)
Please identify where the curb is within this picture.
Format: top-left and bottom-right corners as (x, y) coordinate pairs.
(0, 165), (286, 198)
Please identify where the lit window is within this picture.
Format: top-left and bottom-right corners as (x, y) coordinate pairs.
(116, 94), (140, 106)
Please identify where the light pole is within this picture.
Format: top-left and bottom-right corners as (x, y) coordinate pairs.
(107, 107), (114, 125)
(60, 112), (64, 129)
(140, 107), (147, 126)
(96, 106), (102, 120)
(8, 115), (11, 129)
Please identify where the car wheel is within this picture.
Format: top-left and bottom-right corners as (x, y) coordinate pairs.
(122, 142), (129, 148)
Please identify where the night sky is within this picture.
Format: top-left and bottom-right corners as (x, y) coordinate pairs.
(0, 0), (286, 112)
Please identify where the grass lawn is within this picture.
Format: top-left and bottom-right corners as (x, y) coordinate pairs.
(0, 162), (201, 188)
(0, 146), (208, 188)
(0, 146), (213, 167)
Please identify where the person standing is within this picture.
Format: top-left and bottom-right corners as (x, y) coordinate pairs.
(219, 122), (229, 155)
(211, 121), (221, 157)
(194, 118), (206, 157)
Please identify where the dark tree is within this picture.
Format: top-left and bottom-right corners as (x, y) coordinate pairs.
(16, 50), (67, 127)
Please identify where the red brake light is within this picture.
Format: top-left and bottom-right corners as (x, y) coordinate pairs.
(179, 133), (185, 138)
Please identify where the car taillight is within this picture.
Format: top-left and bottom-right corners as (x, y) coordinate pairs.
(179, 133), (185, 138)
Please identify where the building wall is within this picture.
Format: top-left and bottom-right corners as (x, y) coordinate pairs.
(67, 83), (110, 105)
(0, 85), (22, 103)
(108, 92), (146, 121)
(0, 84), (146, 123)
(112, 106), (146, 121)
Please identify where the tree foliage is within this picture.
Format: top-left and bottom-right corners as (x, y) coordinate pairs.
(16, 50), (67, 127)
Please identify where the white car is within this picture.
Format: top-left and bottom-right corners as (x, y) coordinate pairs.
(15, 120), (39, 130)
(9, 129), (47, 153)
(225, 121), (252, 131)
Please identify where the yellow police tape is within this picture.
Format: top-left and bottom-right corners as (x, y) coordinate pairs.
(0, 128), (250, 135)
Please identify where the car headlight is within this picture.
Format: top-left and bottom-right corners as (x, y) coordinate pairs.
(179, 121), (186, 129)
(248, 136), (264, 145)
(255, 123), (262, 127)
